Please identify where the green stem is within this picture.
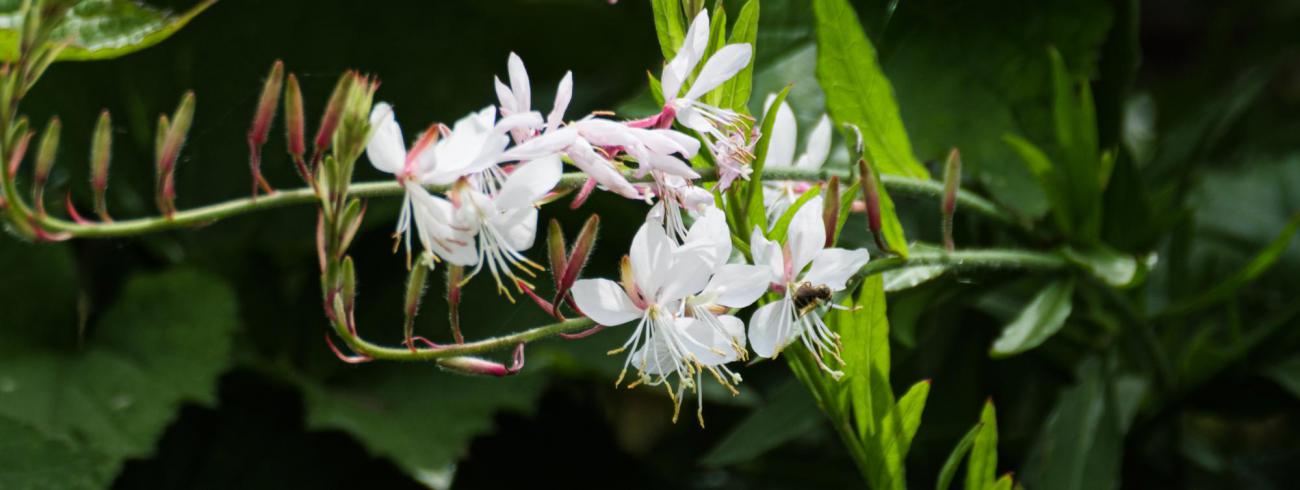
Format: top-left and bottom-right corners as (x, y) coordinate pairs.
(35, 167), (1018, 238)
(331, 247), (1064, 362)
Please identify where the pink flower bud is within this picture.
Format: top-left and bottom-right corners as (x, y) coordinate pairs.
(446, 265), (466, 344)
(554, 214), (599, 311)
(823, 176), (841, 248)
(858, 158), (889, 253)
(31, 116), (59, 216)
(247, 60), (283, 197)
(90, 109), (112, 221)
(546, 219), (567, 290)
(156, 91), (195, 218)
(7, 130), (32, 180)
(436, 344), (525, 377)
(311, 71), (355, 164)
(403, 255), (431, 352)
(942, 148), (962, 252)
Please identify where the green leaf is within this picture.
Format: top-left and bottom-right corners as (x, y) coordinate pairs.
(880, 0), (1112, 219)
(965, 400), (999, 490)
(649, 0), (688, 61)
(1062, 245), (1138, 287)
(1048, 47), (1103, 241)
(883, 265), (948, 292)
(700, 3), (728, 107)
(839, 275), (893, 440)
(1005, 133), (1073, 235)
(936, 423), (982, 490)
(701, 378), (821, 466)
(833, 180), (862, 245)
(876, 176), (910, 258)
(886, 379), (930, 458)
(768, 183), (820, 242)
(0, 237), (77, 353)
(0, 270), (238, 477)
(0, 417), (116, 490)
(990, 278), (1076, 357)
(1267, 355), (1300, 399)
(715, 0), (758, 114)
(1160, 214), (1300, 317)
(811, 0), (929, 180)
(746, 84), (793, 233)
(299, 365), (546, 482)
(990, 474), (1015, 490)
(0, 0), (216, 61)
(1021, 358), (1146, 490)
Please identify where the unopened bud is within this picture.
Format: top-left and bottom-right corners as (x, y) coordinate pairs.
(156, 91), (195, 217)
(556, 214), (599, 309)
(546, 219), (567, 290)
(520, 279), (559, 319)
(312, 70), (355, 164)
(283, 73), (313, 185)
(336, 198), (366, 254)
(858, 158), (889, 253)
(7, 130), (32, 180)
(30, 116), (59, 215)
(446, 265), (465, 344)
(942, 148), (962, 252)
(247, 60), (283, 197)
(437, 343), (525, 377)
(403, 254), (430, 351)
(340, 255), (357, 310)
(823, 176), (841, 248)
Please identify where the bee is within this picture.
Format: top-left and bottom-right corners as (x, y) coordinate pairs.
(791, 282), (833, 316)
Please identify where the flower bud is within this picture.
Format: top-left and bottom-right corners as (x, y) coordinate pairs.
(546, 219), (567, 290)
(283, 72), (312, 184)
(6, 129), (32, 180)
(446, 265), (465, 344)
(520, 279), (559, 319)
(31, 116), (59, 215)
(340, 255), (357, 310)
(403, 254), (431, 351)
(156, 91), (195, 217)
(312, 70), (355, 164)
(436, 344), (525, 377)
(942, 148), (962, 252)
(555, 214), (599, 309)
(823, 176), (841, 248)
(247, 60), (283, 197)
(857, 157), (889, 253)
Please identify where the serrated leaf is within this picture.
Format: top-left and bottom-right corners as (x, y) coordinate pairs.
(701, 378), (820, 466)
(811, 0), (928, 180)
(0, 269), (238, 477)
(990, 278), (1075, 357)
(0, 0), (215, 61)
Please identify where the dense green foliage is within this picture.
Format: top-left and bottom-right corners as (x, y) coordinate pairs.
(0, 0), (1297, 488)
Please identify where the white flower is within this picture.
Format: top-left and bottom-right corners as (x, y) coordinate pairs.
(658, 9), (754, 189)
(443, 155), (563, 300)
(747, 196), (870, 377)
(365, 103), (470, 267)
(760, 95), (832, 222)
(571, 206), (764, 423)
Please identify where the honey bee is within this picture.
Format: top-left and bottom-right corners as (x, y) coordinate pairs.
(791, 282), (833, 316)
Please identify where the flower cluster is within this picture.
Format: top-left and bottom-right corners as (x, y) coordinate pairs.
(360, 8), (871, 421)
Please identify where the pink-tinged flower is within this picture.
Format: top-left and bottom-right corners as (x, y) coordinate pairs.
(649, 9), (754, 190)
(760, 95), (832, 222)
(444, 155), (564, 300)
(365, 103), (469, 267)
(747, 196), (870, 377)
(570, 206), (764, 423)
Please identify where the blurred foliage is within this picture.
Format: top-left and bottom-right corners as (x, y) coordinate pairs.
(0, 0), (1297, 489)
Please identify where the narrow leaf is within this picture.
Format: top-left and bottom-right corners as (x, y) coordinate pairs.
(936, 423), (982, 490)
(966, 401), (999, 490)
(990, 278), (1075, 357)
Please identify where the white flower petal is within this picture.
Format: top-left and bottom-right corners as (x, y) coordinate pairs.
(630, 221), (674, 299)
(495, 155), (562, 210)
(659, 254), (711, 304)
(749, 300), (794, 358)
(679, 314), (745, 366)
(750, 226), (785, 283)
(684, 44), (753, 101)
(572, 278), (642, 326)
(500, 127), (575, 163)
(804, 248), (871, 292)
(661, 10), (711, 101)
(566, 137), (640, 198)
(761, 96), (797, 169)
(507, 52), (531, 113)
(493, 206), (539, 252)
(679, 206), (731, 270)
(494, 76), (517, 115)
(787, 195), (825, 274)
(795, 115), (832, 170)
(548, 71), (573, 132)
(704, 264), (772, 308)
(365, 102), (405, 175)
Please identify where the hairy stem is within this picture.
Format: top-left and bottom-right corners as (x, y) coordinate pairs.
(34, 167), (1017, 238)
